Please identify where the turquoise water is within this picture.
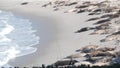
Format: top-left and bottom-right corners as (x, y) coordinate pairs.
(0, 10), (40, 66)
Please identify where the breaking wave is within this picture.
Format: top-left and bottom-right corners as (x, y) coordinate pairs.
(0, 10), (40, 66)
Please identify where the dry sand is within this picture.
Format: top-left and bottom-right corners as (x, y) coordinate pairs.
(0, 0), (114, 67)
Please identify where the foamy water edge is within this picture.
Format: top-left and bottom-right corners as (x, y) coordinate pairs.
(0, 10), (40, 66)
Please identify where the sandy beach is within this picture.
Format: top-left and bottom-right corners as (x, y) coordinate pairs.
(0, 0), (119, 67)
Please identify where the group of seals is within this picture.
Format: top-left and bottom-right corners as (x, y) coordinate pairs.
(76, 45), (118, 64)
(42, 0), (120, 66)
(52, 45), (119, 66)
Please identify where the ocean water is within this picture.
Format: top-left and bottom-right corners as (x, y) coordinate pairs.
(0, 10), (40, 66)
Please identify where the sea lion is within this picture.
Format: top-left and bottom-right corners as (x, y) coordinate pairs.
(75, 27), (95, 33)
(21, 2), (28, 5)
(77, 9), (86, 13)
(94, 19), (110, 25)
(86, 17), (100, 21)
(100, 35), (118, 42)
(42, 2), (52, 7)
(76, 45), (98, 53)
(53, 60), (78, 66)
(100, 14), (113, 18)
(65, 2), (78, 6)
(75, 5), (89, 8)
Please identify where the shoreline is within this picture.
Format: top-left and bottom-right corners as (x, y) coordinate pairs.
(0, 0), (118, 66)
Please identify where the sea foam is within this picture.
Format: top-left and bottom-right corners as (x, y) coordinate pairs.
(0, 11), (40, 66)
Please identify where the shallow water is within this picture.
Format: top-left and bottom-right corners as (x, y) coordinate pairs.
(0, 10), (40, 66)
